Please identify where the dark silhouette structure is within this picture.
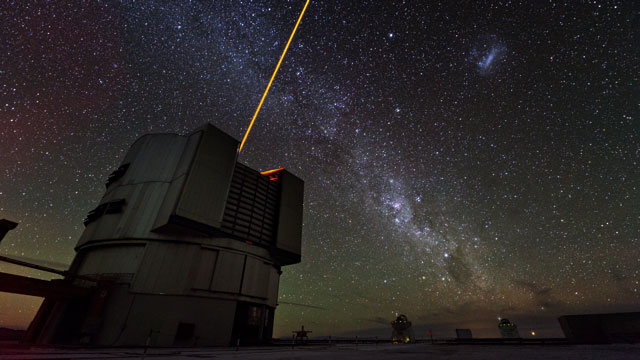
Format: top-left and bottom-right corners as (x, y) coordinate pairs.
(559, 312), (640, 344)
(0, 219), (18, 242)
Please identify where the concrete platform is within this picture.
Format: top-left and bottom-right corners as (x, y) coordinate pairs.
(1, 343), (639, 359)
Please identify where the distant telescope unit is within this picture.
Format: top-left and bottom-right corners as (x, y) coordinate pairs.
(498, 318), (521, 339)
(391, 314), (415, 343)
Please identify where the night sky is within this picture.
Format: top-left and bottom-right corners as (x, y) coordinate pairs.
(1, 0), (638, 338)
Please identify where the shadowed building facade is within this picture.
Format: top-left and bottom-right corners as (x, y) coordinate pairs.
(26, 123), (303, 346)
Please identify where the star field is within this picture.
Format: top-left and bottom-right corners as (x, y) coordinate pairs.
(1, 0), (638, 338)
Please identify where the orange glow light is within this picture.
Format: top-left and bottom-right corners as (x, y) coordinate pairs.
(238, 0), (310, 154)
(261, 168), (284, 181)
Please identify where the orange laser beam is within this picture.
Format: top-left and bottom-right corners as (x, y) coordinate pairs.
(238, 0), (310, 154)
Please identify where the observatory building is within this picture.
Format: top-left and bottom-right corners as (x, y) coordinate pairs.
(498, 318), (521, 339)
(25, 123), (303, 347)
(391, 314), (415, 343)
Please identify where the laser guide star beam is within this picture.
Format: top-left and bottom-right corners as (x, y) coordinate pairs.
(238, 0), (310, 154)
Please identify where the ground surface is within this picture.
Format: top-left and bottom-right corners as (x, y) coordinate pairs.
(1, 343), (639, 360)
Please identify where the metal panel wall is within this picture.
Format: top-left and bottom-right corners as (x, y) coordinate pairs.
(133, 242), (199, 293)
(266, 268), (280, 307)
(153, 131), (201, 231)
(174, 124), (238, 229)
(78, 134), (188, 246)
(274, 170), (304, 262)
(106, 294), (237, 346)
(210, 252), (245, 293)
(240, 257), (270, 299)
(117, 182), (171, 238)
(191, 249), (218, 290)
(116, 134), (187, 186)
(76, 245), (145, 276)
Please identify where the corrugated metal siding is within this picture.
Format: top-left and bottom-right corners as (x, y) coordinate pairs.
(221, 163), (280, 245)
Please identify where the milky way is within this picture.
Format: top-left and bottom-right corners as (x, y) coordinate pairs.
(1, 1), (638, 338)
